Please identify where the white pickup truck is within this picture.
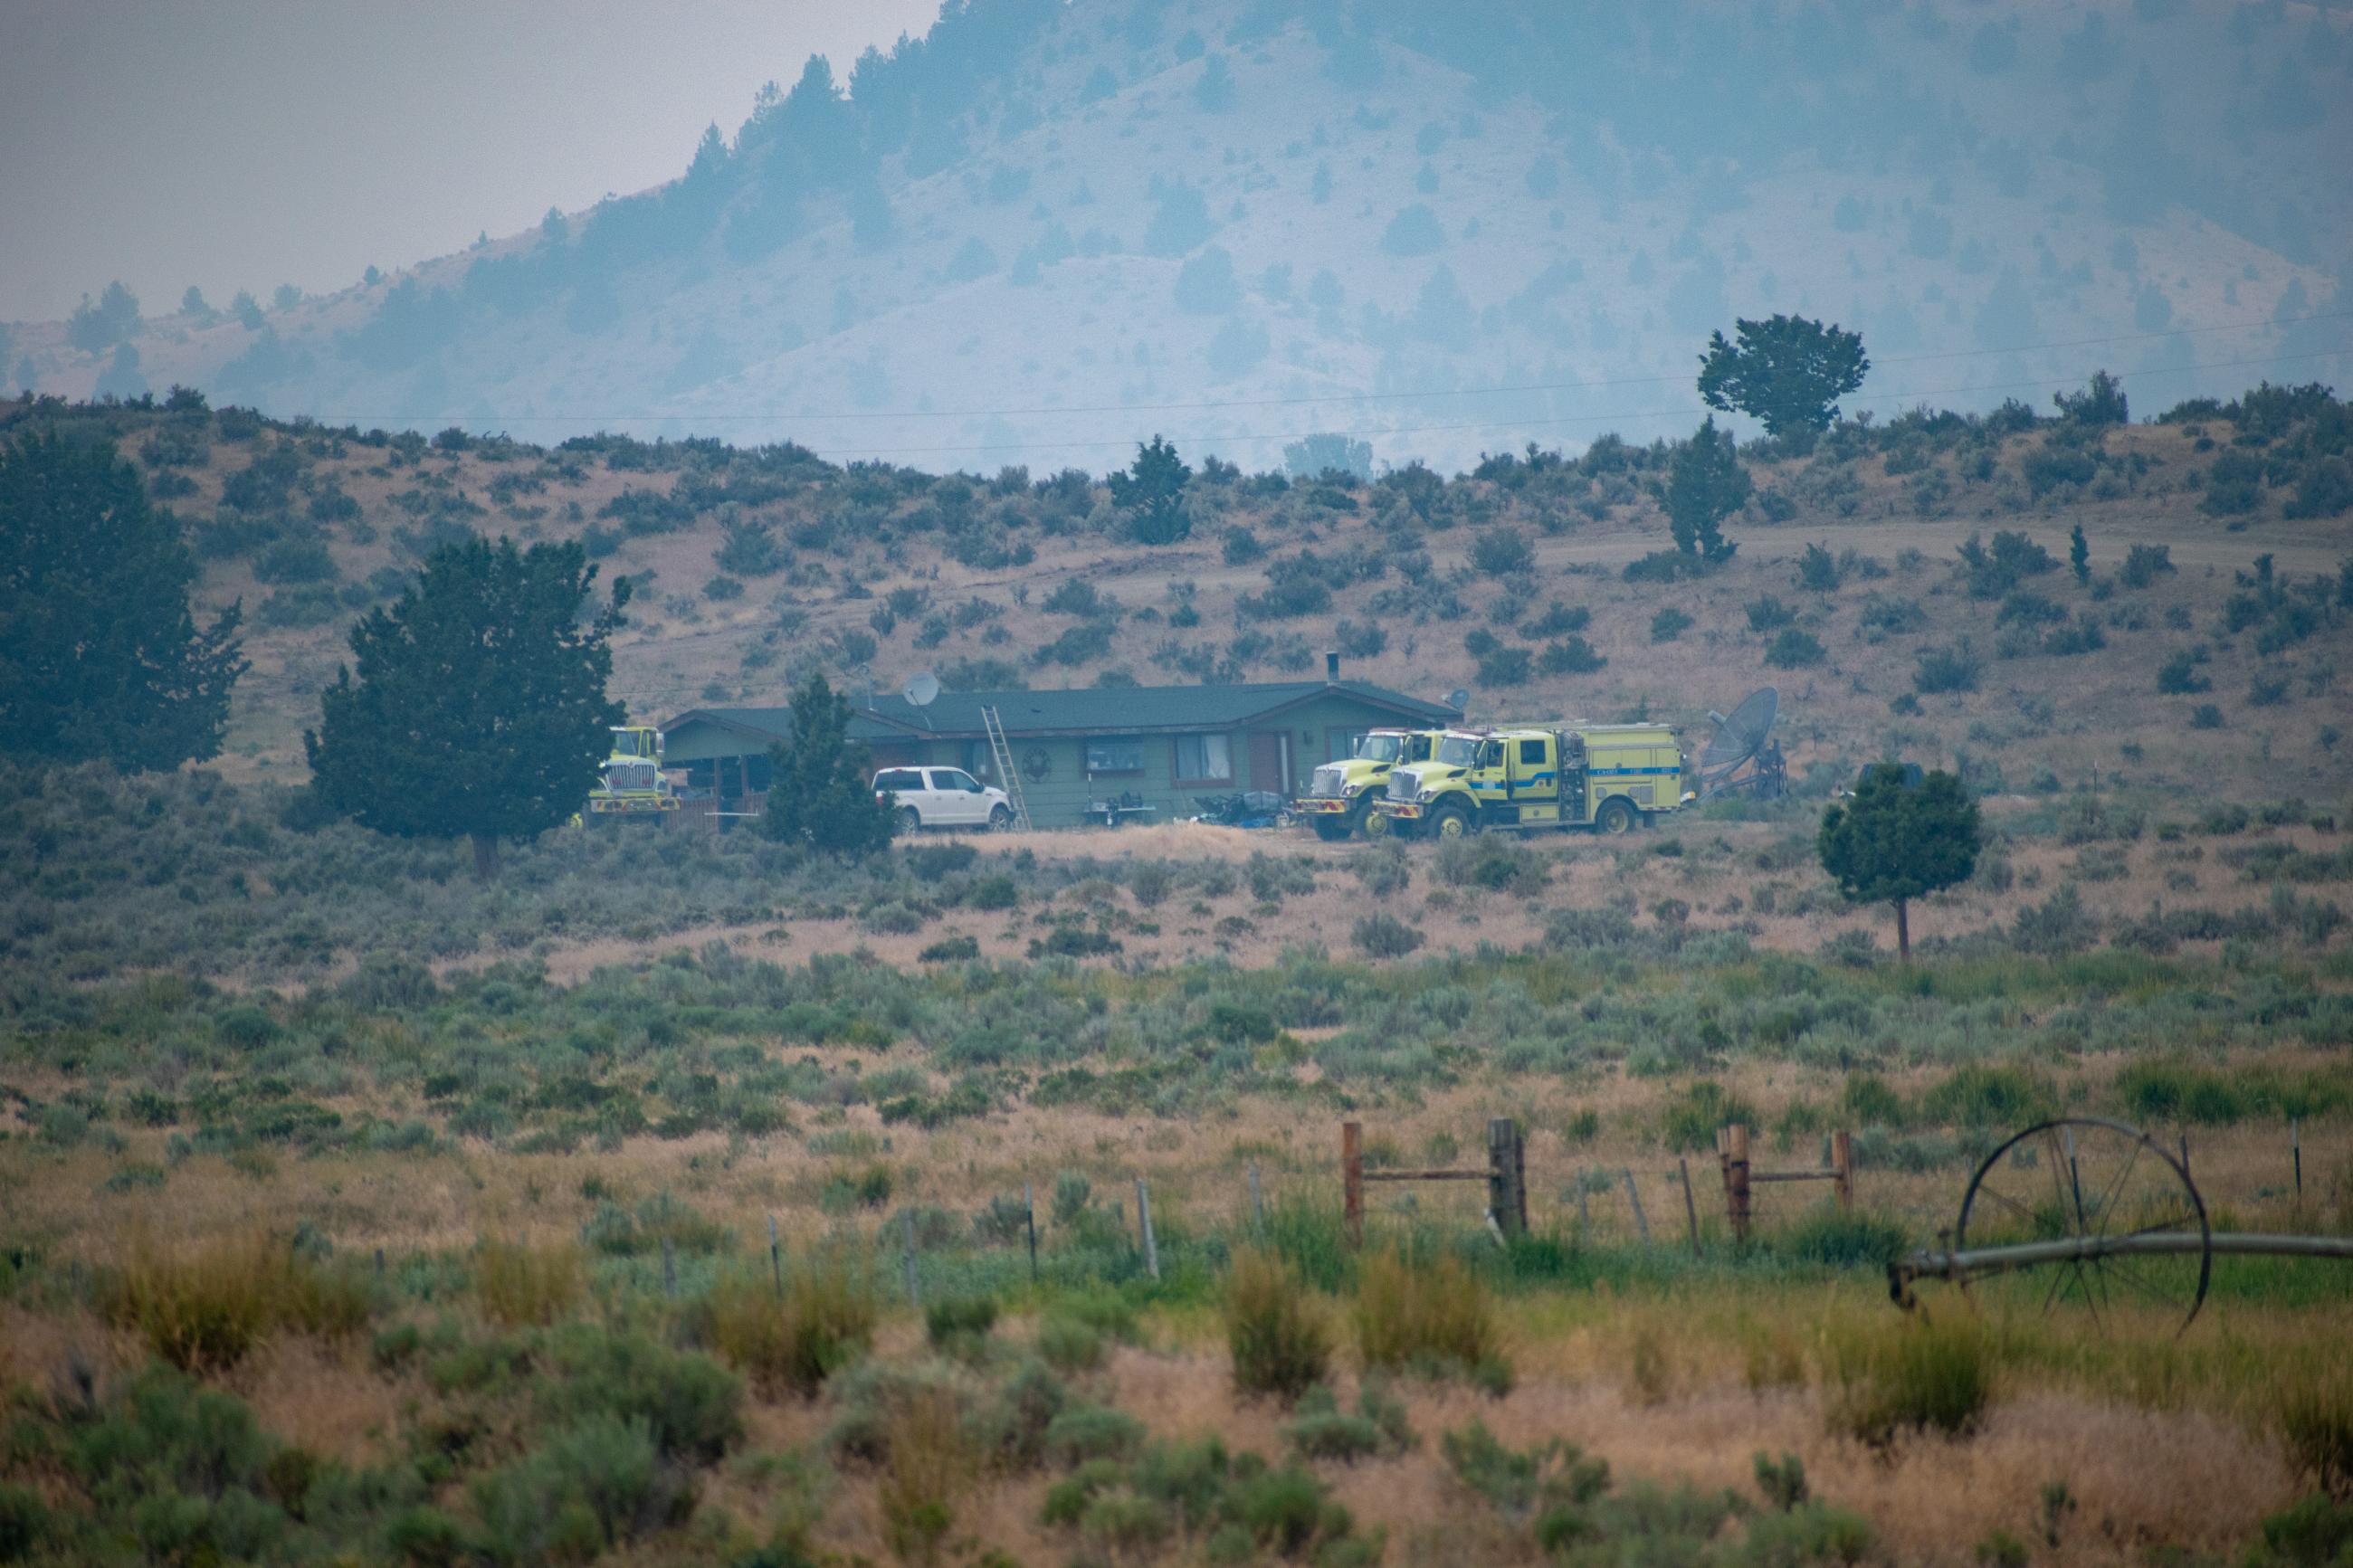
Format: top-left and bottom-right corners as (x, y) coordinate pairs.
(872, 765), (1015, 832)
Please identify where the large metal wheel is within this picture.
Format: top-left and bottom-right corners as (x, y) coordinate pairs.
(1596, 798), (1636, 835)
(896, 805), (923, 835)
(1358, 804), (1389, 840)
(1954, 1117), (2210, 1339)
(1430, 804), (1472, 840)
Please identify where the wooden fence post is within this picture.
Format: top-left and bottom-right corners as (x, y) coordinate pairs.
(1621, 1168), (1650, 1244)
(768, 1215), (783, 1299)
(1249, 1164), (1265, 1231)
(1488, 1117), (1527, 1239)
(1342, 1120), (1365, 1250)
(2292, 1118), (2303, 1203)
(1832, 1130), (1854, 1212)
(1724, 1124), (1752, 1245)
(1678, 1158), (1702, 1259)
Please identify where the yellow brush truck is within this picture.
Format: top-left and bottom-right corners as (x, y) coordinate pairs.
(1294, 728), (1443, 841)
(585, 725), (679, 819)
(1373, 723), (1688, 838)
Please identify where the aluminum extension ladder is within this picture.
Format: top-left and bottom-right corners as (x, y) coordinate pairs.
(980, 705), (1032, 831)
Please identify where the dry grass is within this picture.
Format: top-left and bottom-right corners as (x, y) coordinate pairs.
(708, 1250), (879, 1397)
(1224, 1248), (1331, 1402)
(1354, 1249), (1505, 1386)
(472, 1238), (585, 1328)
(97, 1228), (367, 1373)
(875, 1382), (977, 1567)
(1821, 1308), (1996, 1446)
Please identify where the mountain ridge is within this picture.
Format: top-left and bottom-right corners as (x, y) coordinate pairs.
(5, 0), (2349, 471)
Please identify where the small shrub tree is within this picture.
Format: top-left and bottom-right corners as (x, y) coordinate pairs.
(1110, 435), (1192, 545)
(760, 672), (896, 857)
(1818, 763), (1982, 960)
(1663, 416), (1747, 563)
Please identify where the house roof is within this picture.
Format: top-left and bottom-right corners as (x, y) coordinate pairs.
(664, 679), (1458, 748)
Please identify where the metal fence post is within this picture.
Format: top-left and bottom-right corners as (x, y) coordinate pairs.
(1135, 1177), (1160, 1280)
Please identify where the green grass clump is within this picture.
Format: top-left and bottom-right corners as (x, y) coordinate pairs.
(1224, 1249), (1330, 1402)
(1823, 1312), (1994, 1445)
(1282, 1378), (1416, 1463)
(1773, 1206), (1911, 1269)
(2279, 1371), (2353, 1501)
(924, 1294), (1000, 1356)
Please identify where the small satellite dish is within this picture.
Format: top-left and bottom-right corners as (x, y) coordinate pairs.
(904, 671), (941, 708)
(1444, 688), (1471, 713)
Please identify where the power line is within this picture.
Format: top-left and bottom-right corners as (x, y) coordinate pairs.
(298, 308), (2352, 432)
(679, 347), (2353, 461)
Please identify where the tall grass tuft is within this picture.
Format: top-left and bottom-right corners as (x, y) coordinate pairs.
(877, 1383), (974, 1566)
(1824, 1311), (1994, 1445)
(1224, 1249), (1330, 1402)
(708, 1250), (877, 1397)
(101, 1230), (370, 1373)
(473, 1239), (585, 1328)
(2279, 1371), (2353, 1500)
(1354, 1248), (1509, 1390)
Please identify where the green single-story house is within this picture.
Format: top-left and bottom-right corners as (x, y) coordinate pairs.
(660, 663), (1460, 827)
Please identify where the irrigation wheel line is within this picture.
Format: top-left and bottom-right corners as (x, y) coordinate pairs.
(1893, 1117), (2353, 1342)
(1895, 1117), (2214, 1340)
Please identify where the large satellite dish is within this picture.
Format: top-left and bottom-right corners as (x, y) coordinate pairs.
(1444, 688), (1471, 713)
(904, 671), (941, 708)
(1699, 686), (1786, 800)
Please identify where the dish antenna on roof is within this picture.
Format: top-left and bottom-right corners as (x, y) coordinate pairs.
(904, 671), (940, 708)
(1697, 686), (1786, 800)
(1444, 688), (1471, 714)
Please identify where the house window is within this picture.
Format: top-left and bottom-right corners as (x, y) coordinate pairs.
(1085, 736), (1144, 774)
(1173, 733), (1233, 783)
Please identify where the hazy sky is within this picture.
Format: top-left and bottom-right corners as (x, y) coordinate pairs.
(0, 0), (938, 323)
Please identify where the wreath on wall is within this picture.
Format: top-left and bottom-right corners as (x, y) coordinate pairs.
(1022, 747), (1053, 782)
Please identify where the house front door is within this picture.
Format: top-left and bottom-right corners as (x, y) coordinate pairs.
(1246, 730), (1289, 795)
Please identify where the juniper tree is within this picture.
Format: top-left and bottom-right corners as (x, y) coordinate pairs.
(1698, 314), (1870, 445)
(1110, 435), (1193, 545)
(1664, 416), (1748, 564)
(1817, 764), (1981, 961)
(759, 671), (895, 857)
(305, 537), (625, 877)
(0, 429), (246, 771)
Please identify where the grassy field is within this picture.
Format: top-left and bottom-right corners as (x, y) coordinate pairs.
(6, 764), (2353, 1563)
(4, 385), (2352, 1563)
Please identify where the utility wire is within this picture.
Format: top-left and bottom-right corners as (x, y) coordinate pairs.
(670, 347), (2353, 461)
(300, 308), (2352, 432)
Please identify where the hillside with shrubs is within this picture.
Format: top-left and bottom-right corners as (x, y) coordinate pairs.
(5, 370), (2346, 812)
